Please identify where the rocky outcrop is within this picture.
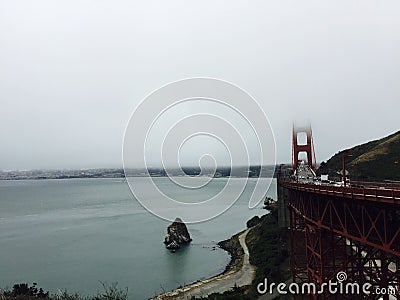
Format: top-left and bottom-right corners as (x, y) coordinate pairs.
(164, 218), (192, 250)
(246, 216), (261, 228)
(263, 197), (277, 210)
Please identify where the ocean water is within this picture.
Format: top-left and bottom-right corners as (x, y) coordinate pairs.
(0, 177), (276, 299)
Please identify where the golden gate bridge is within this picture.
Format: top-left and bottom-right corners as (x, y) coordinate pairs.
(277, 125), (400, 299)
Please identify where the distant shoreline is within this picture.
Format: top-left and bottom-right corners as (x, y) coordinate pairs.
(0, 175), (276, 181)
(0, 166), (280, 181)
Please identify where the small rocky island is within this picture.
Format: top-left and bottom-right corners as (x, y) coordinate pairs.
(164, 217), (192, 250)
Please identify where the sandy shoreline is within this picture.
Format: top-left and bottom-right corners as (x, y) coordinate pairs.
(150, 228), (255, 300)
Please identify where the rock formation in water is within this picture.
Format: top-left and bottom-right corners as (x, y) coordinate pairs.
(164, 217), (192, 250)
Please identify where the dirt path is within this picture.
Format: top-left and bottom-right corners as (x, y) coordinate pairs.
(151, 228), (256, 300)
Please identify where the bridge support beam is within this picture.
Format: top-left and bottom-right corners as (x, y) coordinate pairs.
(287, 188), (400, 299)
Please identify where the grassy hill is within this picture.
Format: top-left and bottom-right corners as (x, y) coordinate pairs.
(318, 130), (400, 182)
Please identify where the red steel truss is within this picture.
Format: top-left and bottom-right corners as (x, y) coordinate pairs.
(281, 179), (400, 299)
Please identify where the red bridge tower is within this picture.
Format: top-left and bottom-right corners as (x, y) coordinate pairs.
(292, 124), (317, 171)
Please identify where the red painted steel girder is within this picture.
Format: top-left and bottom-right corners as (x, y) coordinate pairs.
(286, 188), (400, 256)
(286, 187), (400, 299)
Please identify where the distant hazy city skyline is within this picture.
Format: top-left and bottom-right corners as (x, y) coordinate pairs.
(1, 1), (399, 170)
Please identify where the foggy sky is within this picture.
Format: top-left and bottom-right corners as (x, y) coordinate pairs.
(1, 1), (399, 170)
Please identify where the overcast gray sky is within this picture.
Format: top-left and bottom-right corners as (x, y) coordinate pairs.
(1, 1), (399, 170)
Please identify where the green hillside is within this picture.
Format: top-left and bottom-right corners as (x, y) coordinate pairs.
(318, 130), (400, 182)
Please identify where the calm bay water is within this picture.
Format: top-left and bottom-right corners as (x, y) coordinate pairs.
(0, 177), (276, 299)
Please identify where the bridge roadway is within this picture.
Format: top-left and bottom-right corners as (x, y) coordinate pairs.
(280, 180), (400, 205)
